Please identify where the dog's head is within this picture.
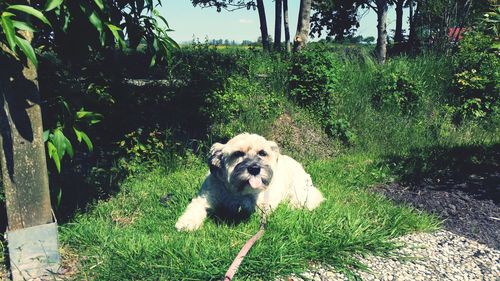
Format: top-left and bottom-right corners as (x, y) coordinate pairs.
(208, 133), (280, 194)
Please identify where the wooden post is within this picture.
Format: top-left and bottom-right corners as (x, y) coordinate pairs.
(0, 29), (59, 280)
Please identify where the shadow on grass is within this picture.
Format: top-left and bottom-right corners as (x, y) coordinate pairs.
(382, 143), (500, 203)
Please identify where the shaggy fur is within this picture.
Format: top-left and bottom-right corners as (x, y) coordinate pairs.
(175, 133), (324, 231)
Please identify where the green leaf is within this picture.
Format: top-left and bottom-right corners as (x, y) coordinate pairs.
(64, 135), (74, 158)
(106, 23), (126, 49)
(153, 9), (170, 28)
(52, 128), (67, 159)
(79, 4), (103, 44)
(94, 0), (105, 10)
(56, 188), (63, 208)
(7, 5), (51, 27)
(76, 110), (103, 124)
(43, 130), (50, 142)
(73, 127), (93, 152)
(11, 20), (36, 32)
(45, 0), (64, 12)
(164, 34), (180, 49)
(1, 12), (17, 53)
(47, 141), (61, 173)
(15, 35), (38, 68)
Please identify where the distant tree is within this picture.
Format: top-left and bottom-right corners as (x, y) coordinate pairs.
(294, 0), (313, 51)
(311, 0), (363, 41)
(256, 0), (270, 50)
(394, 0), (405, 43)
(274, 0), (283, 51)
(192, 0), (271, 50)
(408, 0), (490, 52)
(363, 35), (376, 44)
(283, 0), (291, 52)
(361, 0), (389, 63)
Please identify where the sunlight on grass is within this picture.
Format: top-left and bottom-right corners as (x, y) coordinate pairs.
(60, 153), (439, 280)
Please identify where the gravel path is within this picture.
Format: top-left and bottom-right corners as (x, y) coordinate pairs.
(288, 230), (499, 281)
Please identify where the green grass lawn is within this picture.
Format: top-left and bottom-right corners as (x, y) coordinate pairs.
(60, 153), (439, 280)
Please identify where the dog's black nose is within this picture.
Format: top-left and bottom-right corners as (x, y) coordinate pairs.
(248, 165), (261, 175)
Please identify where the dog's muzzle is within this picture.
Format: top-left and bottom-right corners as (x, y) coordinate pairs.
(230, 158), (273, 191)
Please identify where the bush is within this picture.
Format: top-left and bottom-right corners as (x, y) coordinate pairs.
(450, 31), (499, 120)
(325, 118), (356, 145)
(204, 75), (284, 140)
(289, 44), (342, 117)
(372, 64), (425, 115)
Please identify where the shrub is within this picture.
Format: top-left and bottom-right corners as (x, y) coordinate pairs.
(289, 44), (342, 117)
(372, 64), (425, 115)
(325, 118), (356, 145)
(450, 31), (499, 120)
(204, 76), (284, 140)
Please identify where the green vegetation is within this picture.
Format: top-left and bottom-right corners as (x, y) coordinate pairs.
(1, 1), (497, 280)
(55, 41), (497, 279)
(60, 153), (438, 280)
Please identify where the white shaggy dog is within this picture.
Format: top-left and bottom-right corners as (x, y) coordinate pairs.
(175, 133), (324, 231)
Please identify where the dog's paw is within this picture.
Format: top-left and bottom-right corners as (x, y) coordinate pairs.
(175, 217), (203, 231)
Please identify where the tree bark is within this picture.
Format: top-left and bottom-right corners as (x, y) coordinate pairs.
(283, 0), (291, 53)
(408, 0), (417, 50)
(394, 0), (404, 43)
(0, 32), (53, 231)
(293, 0), (313, 52)
(274, 0), (283, 51)
(256, 0), (270, 51)
(375, 0), (388, 63)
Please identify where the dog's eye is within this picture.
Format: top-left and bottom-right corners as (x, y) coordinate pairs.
(258, 150), (268, 157)
(232, 151), (245, 158)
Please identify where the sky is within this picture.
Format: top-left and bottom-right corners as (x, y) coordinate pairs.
(159, 1), (409, 44)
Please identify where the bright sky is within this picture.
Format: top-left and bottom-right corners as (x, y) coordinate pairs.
(159, 1), (409, 44)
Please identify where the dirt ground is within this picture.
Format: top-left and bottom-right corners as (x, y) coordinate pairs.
(375, 170), (499, 249)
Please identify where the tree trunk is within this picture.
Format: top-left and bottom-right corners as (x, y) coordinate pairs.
(256, 0), (270, 51)
(283, 0), (291, 53)
(293, 0), (312, 52)
(0, 33), (53, 231)
(274, 0), (283, 51)
(408, 0), (417, 50)
(394, 0), (404, 43)
(375, 0), (388, 63)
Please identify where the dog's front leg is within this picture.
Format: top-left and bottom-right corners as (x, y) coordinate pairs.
(175, 196), (211, 231)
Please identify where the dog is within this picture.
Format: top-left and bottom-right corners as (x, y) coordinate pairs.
(175, 133), (324, 231)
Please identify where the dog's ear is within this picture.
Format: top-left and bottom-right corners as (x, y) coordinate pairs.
(208, 142), (224, 173)
(268, 141), (280, 154)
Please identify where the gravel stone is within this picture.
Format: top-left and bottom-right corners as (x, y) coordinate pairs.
(285, 230), (499, 281)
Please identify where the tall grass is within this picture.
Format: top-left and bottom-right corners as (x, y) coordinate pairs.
(332, 52), (499, 156)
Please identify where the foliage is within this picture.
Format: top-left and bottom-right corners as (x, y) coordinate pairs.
(411, 0), (492, 51)
(44, 107), (100, 173)
(450, 31), (499, 120)
(479, 5), (500, 38)
(372, 64), (425, 115)
(325, 118), (357, 145)
(0, 0), (177, 174)
(204, 75), (284, 139)
(192, 0), (256, 12)
(289, 43), (341, 116)
(310, 0), (362, 41)
(0, 3), (52, 67)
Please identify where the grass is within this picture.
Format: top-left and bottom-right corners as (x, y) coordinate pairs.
(60, 153), (439, 280)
